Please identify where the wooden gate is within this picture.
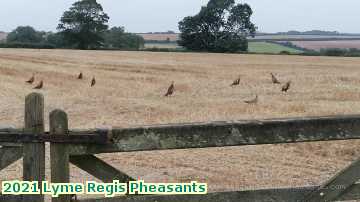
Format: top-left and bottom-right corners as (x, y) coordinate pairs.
(0, 92), (359, 202)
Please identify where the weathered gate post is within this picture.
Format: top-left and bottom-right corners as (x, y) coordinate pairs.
(50, 109), (71, 202)
(23, 93), (45, 202)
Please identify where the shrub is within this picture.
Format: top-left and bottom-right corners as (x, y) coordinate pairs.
(280, 51), (291, 55)
(0, 43), (55, 49)
(320, 48), (347, 56)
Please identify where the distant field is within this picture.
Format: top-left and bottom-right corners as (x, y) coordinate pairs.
(144, 41), (302, 54)
(291, 40), (360, 51)
(253, 34), (360, 40)
(138, 33), (179, 42)
(137, 33), (360, 42)
(144, 42), (180, 49)
(248, 42), (302, 53)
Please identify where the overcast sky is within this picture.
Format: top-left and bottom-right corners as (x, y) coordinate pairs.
(0, 0), (359, 33)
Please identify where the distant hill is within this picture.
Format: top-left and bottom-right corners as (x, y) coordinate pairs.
(261, 30), (360, 36)
(277, 30), (341, 35)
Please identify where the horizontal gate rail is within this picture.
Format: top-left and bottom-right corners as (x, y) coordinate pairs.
(2, 115), (360, 152)
(78, 183), (360, 202)
(0, 195), (23, 202)
(66, 115), (360, 155)
(0, 131), (110, 144)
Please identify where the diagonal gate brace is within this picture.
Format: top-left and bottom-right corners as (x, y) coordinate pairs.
(70, 154), (135, 183)
(303, 157), (360, 202)
(0, 147), (22, 171)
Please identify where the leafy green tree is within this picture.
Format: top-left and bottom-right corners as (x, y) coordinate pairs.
(104, 27), (144, 50)
(57, 0), (109, 49)
(45, 32), (67, 48)
(6, 26), (44, 43)
(178, 0), (256, 53)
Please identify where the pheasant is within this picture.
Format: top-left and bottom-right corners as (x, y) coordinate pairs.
(244, 95), (258, 104)
(33, 81), (43, 89)
(91, 77), (96, 87)
(230, 76), (241, 87)
(78, 72), (83, 80)
(26, 74), (35, 84)
(165, 81), (175, 97)
(282, 81), (291, 92)
(271, 73), (281, 84)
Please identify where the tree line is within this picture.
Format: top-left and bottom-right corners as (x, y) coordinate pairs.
(3, 0), (144, 50)
(3, 0), (257, 53)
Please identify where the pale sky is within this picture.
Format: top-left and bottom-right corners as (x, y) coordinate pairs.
(0, 0), (359, 33)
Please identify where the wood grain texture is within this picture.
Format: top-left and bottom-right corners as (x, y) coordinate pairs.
(68, 115), (360, 155)
(50, 109), (71, 202)
(23, 93), (45, 202)
(0, 132), (109, 144)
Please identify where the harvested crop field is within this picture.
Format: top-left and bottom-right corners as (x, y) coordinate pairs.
(291, 40), (360, 51)
(137, 33), (179, 42)
(0, 49), (360, 200)
(144, 42), (180, 49)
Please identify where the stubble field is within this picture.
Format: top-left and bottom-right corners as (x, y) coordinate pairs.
(0, 49), (360, 199)
(137, 33), (179, 42)
(291, 40), (360, 51)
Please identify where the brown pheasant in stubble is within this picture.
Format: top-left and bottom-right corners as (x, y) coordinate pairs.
(165, 81), (175, 97)
(282, 81), (291, 92)
(91, 77), (96, 87)
(78, 72), (83, 79)
(33, 80), (43, 89)
(26, 74), (35, 84)
(244, 95), (258, 104)
(230, 76), (241, 87)
(271, 73), (281, 84)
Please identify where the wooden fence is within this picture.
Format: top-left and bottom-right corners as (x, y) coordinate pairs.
(0, 92), (360, 202)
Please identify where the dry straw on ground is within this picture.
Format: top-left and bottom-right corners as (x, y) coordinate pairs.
(0, 49), (360, 199)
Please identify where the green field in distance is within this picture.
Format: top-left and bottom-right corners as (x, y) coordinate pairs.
(144, 41), (303, 54)
(248, 42), (303, 54)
